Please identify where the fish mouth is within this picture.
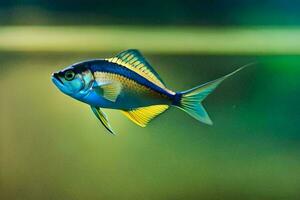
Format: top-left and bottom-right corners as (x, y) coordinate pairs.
(51, 72), (64, 86)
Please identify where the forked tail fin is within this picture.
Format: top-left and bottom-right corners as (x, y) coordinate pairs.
(175, 63), (253, 125)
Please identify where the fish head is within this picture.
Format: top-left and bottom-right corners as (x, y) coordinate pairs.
(51, 62), (94, 99)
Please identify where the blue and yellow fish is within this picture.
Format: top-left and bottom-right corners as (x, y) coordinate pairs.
(52, 49), (248, 134)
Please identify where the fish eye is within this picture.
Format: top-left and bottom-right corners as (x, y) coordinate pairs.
(64, 70), (75, 81)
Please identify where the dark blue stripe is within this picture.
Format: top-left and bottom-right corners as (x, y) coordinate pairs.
(88, 60), (175, 100)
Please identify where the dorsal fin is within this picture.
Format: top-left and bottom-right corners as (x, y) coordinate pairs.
(106, 49), (166, 88)
(121, 105), (169, 127)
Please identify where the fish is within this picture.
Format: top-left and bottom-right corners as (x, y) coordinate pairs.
(51, 49), (250, 134)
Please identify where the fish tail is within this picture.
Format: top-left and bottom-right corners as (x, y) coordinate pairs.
(173, 63), (253, 125)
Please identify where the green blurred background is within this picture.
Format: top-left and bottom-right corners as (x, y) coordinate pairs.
(1, 1), (300, 200)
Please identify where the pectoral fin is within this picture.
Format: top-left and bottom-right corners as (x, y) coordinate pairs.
(93, 81), (122, 102)
(91, 106), (115, 135)
(121, 105), (169, 127)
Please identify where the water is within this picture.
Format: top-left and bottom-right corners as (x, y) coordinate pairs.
(1, 52), (300, 199)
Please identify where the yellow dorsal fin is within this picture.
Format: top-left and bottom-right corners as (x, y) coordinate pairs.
(121, 105), (169, 127)
(106, 49), (166, 88)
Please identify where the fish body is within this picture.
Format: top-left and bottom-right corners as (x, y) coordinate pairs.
(52, 49), (248, 134)
(81, 59), (174, 109)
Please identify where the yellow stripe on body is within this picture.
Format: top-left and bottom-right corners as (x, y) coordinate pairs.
(105, 57), (175, 95)
(93, 71), (168, 101)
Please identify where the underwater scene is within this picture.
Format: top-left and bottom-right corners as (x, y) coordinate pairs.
(1, 1), (300, 200)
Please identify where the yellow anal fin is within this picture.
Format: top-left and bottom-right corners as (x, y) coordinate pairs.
(121, 105), (169, 127)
